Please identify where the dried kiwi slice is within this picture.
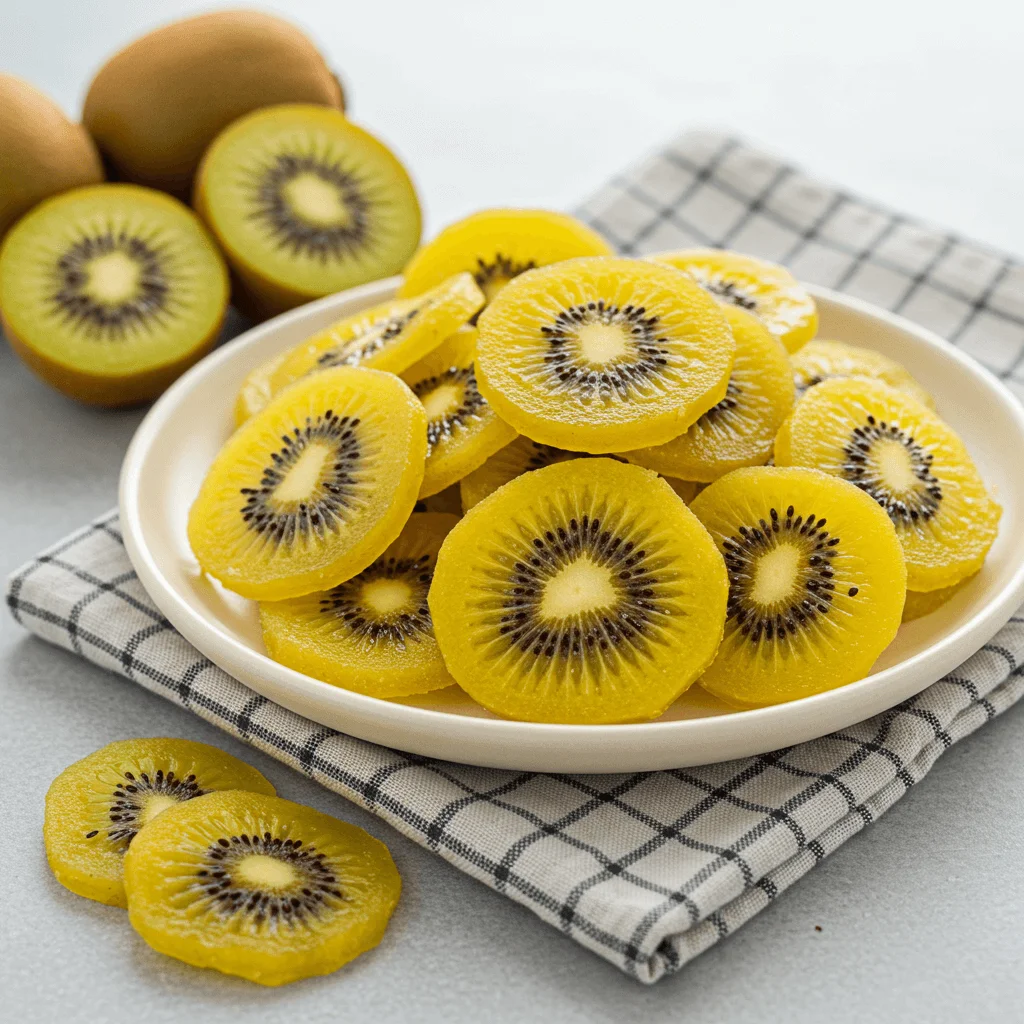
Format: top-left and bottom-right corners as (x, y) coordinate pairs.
(774, 378), (1000, 590)
(0, 184), (228, 406)
(475, 257), (735, 453)
(624, 306), (795, 481)
(903, 573), (977, 622)
(195, 104), (421, 317)
(400, 326), (517, 498)
(237, 273), (484, 423)
(429, 458), (728, 723)
(44, 738), (275, 908)
(260, 513), (458, 697)
(234, 349), (291, 426)
(690, 467), (906, 706)
(399, 208), (613, 304)
(188, 366), (427, 600)
(124, 791), (401, 986)
(649, 248), (817, 353)
(792, 339), (935, 408)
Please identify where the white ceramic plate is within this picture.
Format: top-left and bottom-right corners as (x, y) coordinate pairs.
(120, 279), (1024, 773)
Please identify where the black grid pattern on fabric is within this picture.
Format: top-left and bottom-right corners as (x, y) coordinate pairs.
(6, 132), (1024, 984)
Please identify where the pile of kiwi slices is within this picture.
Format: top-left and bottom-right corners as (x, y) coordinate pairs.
(44, 737), (401, 985)
(188, 217), (1001, 722)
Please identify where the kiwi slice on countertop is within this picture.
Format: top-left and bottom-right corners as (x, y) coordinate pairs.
(195, 104), (421, 318)
(624, 305), (795, 481)
(400, 327), (517, 498)
(649, 248), (817, 354)
(44, 738), (275, 908)
(475, 257), (735, 453)
(0, 184), (228, 406)
(791, 339), (935, 408)
(690, 467), (906, 706)
(260, 513), (458, 697)
(399, 208), (613, 305)
(774, 377), (1000, 591)
(0, 73), (104, 240)
(124, 791), (401, 986)
(188, 366), (427, 601)
(429, 458), (728, 724)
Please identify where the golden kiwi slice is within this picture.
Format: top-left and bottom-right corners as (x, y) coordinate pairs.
(903, 574), (978, 622)
(195, 104), (421, 317)
(475, 257), (735, 453)
(429, 458), (729, 724)
(188, 366), (427, 600)
(775, 378), (1001, 591)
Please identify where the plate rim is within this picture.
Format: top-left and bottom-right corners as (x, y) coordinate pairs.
(118, 279), (1024, 771)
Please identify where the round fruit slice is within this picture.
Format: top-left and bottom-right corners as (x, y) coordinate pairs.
(0, 184), (228, 406)
(690, 467), (906, 706)
(429, 458), (728, 724)
(261, 513), (459, 697)
(649, 248), (817, 353)
(475, 257), (735, 453)
(234, 350), (292, 426)
(188, 366), (427, 600)
(624, 306), (795, 481)
(792, 339), (935, 408)
(44, 738), (275, 908)
(239, 273), (484, 423)
(903, 573), (977, 622)
(399, 208), (613, 304)
(124, 791), (401, 986)
(195, 104), (421, 318)
(400, 327), (518, 497)
(774, 378), (1000, 590)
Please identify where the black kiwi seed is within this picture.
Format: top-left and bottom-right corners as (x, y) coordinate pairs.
(473, 253), (536, 292)
(53, 231), (170, 338)
(840, 415), (942, 524)
(698, 378), (742, 423)
(95, 769), (204, 847)
(316, 309), (420, 370)
(239, 412), (361, 546)
(722, 504), (852, 644)
(319, 552), (434, 645)
(524, 441), (590, 469)
(701, 276), (758, 311)
(196, 832), (344, 925)
(539, 300), (671, 400)
(250, 153), (371, 260)
(412, 365), (486, 453)
(495, 513), (666, 661)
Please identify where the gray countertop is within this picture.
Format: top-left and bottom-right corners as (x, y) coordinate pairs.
(2, 2), (1023, 1020)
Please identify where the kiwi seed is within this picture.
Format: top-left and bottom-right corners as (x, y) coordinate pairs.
(96, 768), (204, 847)
(317, 310), (419, 369)
(412, 365), (486, 452)
(701, 276), (757, 311)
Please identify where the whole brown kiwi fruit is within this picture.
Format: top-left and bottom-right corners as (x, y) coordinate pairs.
(82, 10), (344, 199)
(0, 74), (104, 240)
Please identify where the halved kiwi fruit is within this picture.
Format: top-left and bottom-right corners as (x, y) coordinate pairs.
(792, 339), (935, 408)
(690, 467), (906, 706)
(400, 327), (517, 497)
(188, 366), (427, 600)
(475, 257), (735, 452)
(124, 791), (401, 986)
(624, 305), (795, 481)
(429, 458), (729, 724)
(44, 738), (275, 908)
(903, 573), (977, 622)
(0, 184), (228, 405)
(399, 208), (613, 304)
(774, 378), (1000, 590)
(195, 104), (421, 318)
(238, 273), (484, 422)
(260, 513), (458, 697)
(649, 248), (817, 354)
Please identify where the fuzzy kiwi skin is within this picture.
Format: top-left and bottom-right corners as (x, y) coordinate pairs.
(0, 75), (104, 240)
(82, 11), (343, 199)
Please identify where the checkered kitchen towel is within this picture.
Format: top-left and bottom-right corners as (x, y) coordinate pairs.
(7, 132), (1024, 983)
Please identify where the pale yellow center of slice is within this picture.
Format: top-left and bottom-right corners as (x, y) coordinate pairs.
(361, 578), (413, 616)
(283, 172), (353, 228)
(750, 543), (802, 606)
(540, 556), (617, 619)
(874, 438), (918, 493)
(420, 383), (462, 422)
(575, 322), (630, 364)
(139, 793), (179, 826)
(274, 443), (331, 503)
(86, 251), (140, 304)
(235, 854), (297, 889)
